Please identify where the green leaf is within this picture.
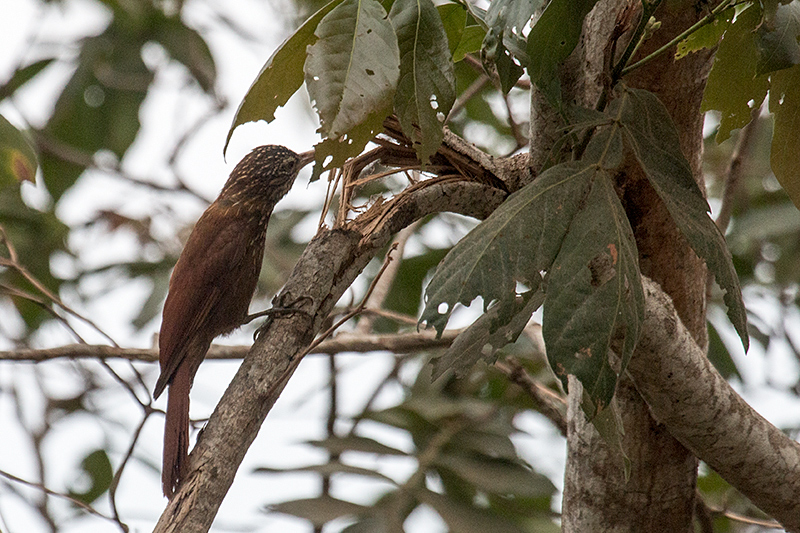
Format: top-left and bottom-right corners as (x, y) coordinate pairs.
(614, 87), (748, 350)
(431, 290), (544, 380)
(418, 488), (528, 533)
(755, 1), (800, 74)
(68, 450), (112, 505)
(702, 4), (768, 142)
(675, 7), (734, 60)
(389, 0), (456, 164)
(383, 247), (449, 322)
(421, 161), (595, 335)
(153, 14), (217, 93)
(0, 58), (55, 100)
(453, 25), (486, 62)
(225, 0), (344, 153)
(434, 453), (556, 498)
(769, 64), (800, 210)
(481, 0), (540, 93)
(305, 0), (400, 176)
(543, 174), (643, 413)
(526, 0), (598, 108)
(270, 496), (368, 527)
(0, 115), (38, 186)
(438, 3), (467, 57)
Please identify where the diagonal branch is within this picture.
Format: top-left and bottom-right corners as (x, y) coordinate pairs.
(153, 146), (510, 531)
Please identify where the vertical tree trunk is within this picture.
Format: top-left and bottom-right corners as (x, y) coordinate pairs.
(528, 2), (717, 530)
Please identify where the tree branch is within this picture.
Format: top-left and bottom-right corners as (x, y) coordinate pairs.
(153, 173), (507, 531)
(630, 277), (800, 531)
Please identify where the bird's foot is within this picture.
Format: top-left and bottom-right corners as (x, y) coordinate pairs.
(250, 294), (314, 341)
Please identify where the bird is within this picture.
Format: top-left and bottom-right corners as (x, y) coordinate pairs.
(153, 145), (314, 498)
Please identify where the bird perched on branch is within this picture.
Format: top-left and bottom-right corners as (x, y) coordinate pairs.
(154, 145), (314, 498)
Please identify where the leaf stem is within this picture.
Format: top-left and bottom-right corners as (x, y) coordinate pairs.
(621, 0), (736, 76)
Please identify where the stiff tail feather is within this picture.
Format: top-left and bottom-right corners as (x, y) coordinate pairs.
(162, 366), (191, 498)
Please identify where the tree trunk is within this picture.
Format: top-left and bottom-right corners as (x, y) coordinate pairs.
(542, 2), (717, 530)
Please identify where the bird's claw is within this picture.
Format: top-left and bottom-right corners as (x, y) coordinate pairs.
(250, 294), (314, 341)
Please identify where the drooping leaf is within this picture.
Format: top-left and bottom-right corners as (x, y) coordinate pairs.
(434, 453), (556, 498)
(769, 64), (800, 210)
(305, 0), (400, 176)
(526, 0), (598, 108)
(702, 4), (768, 142)
(675, 7), (734, 59)
(270, 496), (368, 527)
(418, 488), (529, 533)
(431, 290), (544, 379)
(225, 0), (345, 153)
(389, 0), (456, 164)
(754, 1), (800, 74)
(543, 174), (643, 413)
(0, 114), (38, 186)
(614, 87), (748, 350)
(421, 161), (596, 334)
(68, 450), (112, 505)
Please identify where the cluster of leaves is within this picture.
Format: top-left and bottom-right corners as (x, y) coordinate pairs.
(256, 355), (560, 532)
(691, 0), (800, 209)
(421, 87), (747, 413)
(227, 0), (591, 173)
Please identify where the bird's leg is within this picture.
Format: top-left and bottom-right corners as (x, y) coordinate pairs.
(249, 293), (314, 340)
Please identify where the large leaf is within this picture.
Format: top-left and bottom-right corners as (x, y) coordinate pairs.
(438, 3), (467, 57)
(421, 161), (596, 334)
(389, 0), (456, 164)
(305, 0), (400, 176)
(0, 114), (38, 186)
(614, 87), (748, 350)
(543, 174), (643, 413)
(225, 0), (344, 153)
(526, 0), (598, 108)
(769, 65), (800, 210)
(755, 1), (800, 75)
(702, 4), (768, 142)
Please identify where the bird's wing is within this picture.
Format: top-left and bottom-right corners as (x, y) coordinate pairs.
(156, 211), (250, 394)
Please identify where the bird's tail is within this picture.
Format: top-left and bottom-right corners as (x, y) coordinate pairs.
(162, 366), (191, 498)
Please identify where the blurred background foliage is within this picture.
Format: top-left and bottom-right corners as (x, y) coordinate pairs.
(0, 0), (797, 531)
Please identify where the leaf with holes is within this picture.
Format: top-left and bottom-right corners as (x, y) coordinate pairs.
(614, 87), (748, 350)
(421, 161), (596, 335)
(543, 174), (643, 414)
(526, 0), (598, 108)
(482, 0), (540, 93)
(225, 0), (344, 153)
(305, 0), (399, 176)
(431, 290), (544, 380)
(390, 0), (456, 164)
